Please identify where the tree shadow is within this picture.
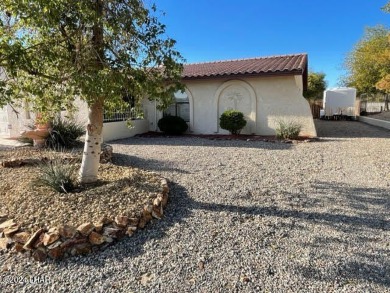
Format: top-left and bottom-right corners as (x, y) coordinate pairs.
(112, 153), (191, 174)
(296, 260), (390, 287)
(110, 135), (294, 150)
(45, 179), (389, 288)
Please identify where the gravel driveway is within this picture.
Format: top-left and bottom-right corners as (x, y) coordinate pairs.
(1, 121), (389, 292)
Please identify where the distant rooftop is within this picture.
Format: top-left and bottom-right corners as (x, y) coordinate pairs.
(182, 54), (308, 80)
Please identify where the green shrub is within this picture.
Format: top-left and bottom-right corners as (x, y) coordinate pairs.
(158, 115), (188, 135)
(35, 159), (77, 193)
(46, 118), (85, 149)
(275, 119), (302, 140)
(219, 110), (247, 135)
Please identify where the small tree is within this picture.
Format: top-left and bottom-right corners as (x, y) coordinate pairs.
(219, 110), (247, 135)
(303, 72), (327, 102)
(344, 25), (390, 110)
(0, 1), (184, 183)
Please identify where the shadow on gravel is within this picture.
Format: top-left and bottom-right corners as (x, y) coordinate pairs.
(296, 260), (390, 287)
(110, 136), (294, 150)
(315, 120), (390, 138)
(112, 153), (191, 174)
(186, 180), (389, 287)
(46, 179), (389, 288)
(191, 199), (388, 231)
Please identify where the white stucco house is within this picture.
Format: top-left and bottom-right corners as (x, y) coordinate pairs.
(144, 53), (316, 137)
(0, 53), (317, 140)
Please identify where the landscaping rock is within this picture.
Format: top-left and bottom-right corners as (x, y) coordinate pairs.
(76, 223), (95, 236)
(0, 238), (11, 250)
(48, 246), (63, 260)
(128, 217), (139, 227)
(47, 240), (62, 250)
(33, 232), (45, 249)
(102, 227), (122, 238)
(23, 228), (45, 250)
(126, 226), (137, 236)
(0, 219), (15, 232)
(152, 206), (163, 219)
(88, 231), (105, 245)
(114, 215), (129, 227)
(100, 144), (113, 163)
(43, 232), (60, 246)
(94, 222), (104, 233)
(59, 225), (78, 239)
(71, 243), (91, 256)
(138, 205), (153, 229)
(13, 242), (25, 253)
(32, 248), (47, 262)
(3, 225), (20, 237)
(159, 193), (168, 207)
(60, 238), (87, 251)
(12, 232), (31, 244)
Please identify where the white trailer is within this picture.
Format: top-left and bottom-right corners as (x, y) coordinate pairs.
(322, 87), (359, 120)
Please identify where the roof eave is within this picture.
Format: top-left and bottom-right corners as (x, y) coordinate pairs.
(182, 69), (305, 81)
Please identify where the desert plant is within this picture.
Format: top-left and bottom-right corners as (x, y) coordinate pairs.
(158, 115), (188, 135)
(275, 119), (302, 140)
(46, 118), (85, 149)
(16, 136), (33, 145)
(35, 159), (77, 193)
(219, 110), (247, 135)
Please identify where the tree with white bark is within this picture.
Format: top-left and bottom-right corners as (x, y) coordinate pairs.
(0, 0), (184, 183)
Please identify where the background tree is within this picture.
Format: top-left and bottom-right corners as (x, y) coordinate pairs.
(0, 0), (184, 183)
(303, 71), (327, 102)
(383, 1), (390, 13)
(344, 25), (390, 110)
(344, 26), (389, 93)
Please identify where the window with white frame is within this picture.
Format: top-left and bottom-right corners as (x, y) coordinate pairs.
(164, 91), (190, 122)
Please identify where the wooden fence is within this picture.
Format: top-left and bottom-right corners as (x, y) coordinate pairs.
(310, 103), (322, 119)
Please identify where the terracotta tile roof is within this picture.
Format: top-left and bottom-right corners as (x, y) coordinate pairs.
(182, 54), (307, 79)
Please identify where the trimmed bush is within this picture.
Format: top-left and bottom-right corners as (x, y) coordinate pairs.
(219, 110), (247, 135)
(158, 115), (188, 135)
(46, 118), (85, 149)
(35, 159), (77, 193)
(275, 119), (302, 140)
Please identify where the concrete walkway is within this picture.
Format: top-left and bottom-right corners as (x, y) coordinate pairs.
(0, 136), (27, 150)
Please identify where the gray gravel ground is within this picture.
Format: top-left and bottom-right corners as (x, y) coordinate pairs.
(1, 120), (389, 292)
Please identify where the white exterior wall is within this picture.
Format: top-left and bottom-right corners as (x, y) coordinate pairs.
(66, 98), (149, 141)
(102, 120), (149, 142)
(6, 105), (36, 138)
(0, 106), (10, 137)
(61, 98), (89, 127)
(144, 75), (317, 137)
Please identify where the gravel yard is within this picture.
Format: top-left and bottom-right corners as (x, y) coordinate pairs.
(1, 120), (390, 292)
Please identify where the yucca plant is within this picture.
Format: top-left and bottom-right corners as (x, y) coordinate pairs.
(35, 159), (77, 193)
(45, 117), (85, 149)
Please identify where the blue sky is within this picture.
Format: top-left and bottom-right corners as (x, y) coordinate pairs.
(152, 0), (389, 88)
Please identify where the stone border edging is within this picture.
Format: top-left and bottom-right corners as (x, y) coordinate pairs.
(0, 178), (169, 262)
